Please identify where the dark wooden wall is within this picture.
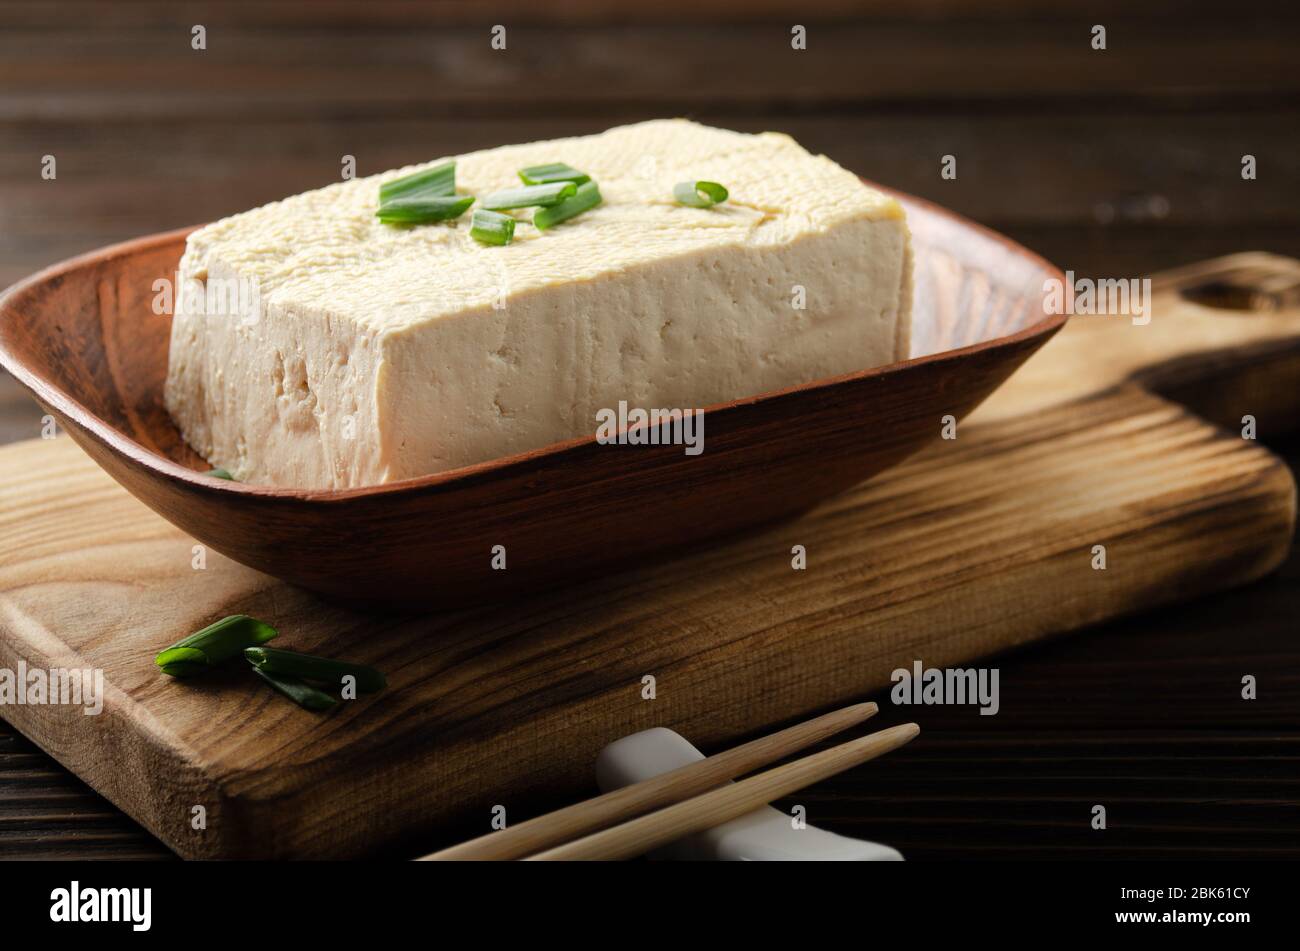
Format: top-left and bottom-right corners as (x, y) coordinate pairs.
(0, 1), (1297, 859)
(1, 1), (1297, 291)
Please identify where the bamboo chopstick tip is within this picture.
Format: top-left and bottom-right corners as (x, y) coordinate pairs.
(857, 721), (919, 752)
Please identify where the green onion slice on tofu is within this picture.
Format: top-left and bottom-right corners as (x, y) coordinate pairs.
(534, 181), (602, 231)
(518, 162), (591, 187)
(481, 182), (577, 211)
(673, 181), (729, 208)
(251, 667), (338, 712)
(375, 195), (474, 224)
(155, 615), (278, 677)
(379, 161), (456, 203)
(206, 467), (234, 480)
(244, 646), (387, 694)
(470, 209), (517, 246)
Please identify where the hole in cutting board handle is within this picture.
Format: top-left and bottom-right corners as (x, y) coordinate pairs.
(1178, 280), (1286, 313)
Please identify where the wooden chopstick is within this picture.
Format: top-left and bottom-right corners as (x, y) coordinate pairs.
(526, 722), (919, 861)
(420, 701), (879, 861)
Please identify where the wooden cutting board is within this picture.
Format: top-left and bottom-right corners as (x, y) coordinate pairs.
(0, 253), (1298, 859)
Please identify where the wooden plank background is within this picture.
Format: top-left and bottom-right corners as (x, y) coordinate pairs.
(1, 1), (1297, 288)
(0, 0), (1297, 859)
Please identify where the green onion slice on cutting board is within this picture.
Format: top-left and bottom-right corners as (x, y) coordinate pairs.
(244, 646), (387, 694)
(155, 615), (278, 677)
(251, 667), (338, 712)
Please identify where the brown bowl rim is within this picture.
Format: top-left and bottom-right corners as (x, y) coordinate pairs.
(0, 186), (1067, 504)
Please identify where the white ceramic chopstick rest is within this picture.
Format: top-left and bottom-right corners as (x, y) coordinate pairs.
(596, 727), (904, 861)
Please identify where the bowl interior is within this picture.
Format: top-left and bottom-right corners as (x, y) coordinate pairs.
(0, 192), (1058, 486)
(905, 195), (1053, 360)
(1, 232), (206, 469)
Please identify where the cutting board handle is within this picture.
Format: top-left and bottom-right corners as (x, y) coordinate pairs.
(978, 252), (1300, 434)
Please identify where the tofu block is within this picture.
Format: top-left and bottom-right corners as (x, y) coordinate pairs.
(164, 119), (912, 488)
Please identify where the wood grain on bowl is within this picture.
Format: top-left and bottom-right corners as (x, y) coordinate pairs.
(0, 192), (1065, 606)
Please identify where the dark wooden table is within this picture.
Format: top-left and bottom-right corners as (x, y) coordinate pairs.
(1, 1), (1297, 859)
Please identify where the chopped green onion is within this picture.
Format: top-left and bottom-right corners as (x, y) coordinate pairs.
(673, 181), (729, 208)
(534, 181), (602, 231)
(481, 182), (577, 211)
(206, 467), (234, 480)
(159, 661), (208, 677)
(518, 162), (590, 187)
(155, 615), (278, 676)
(379, 162), (455, 203)
(244, 647), (386, 694)
(157, 648), (208, 678)
(470, 209), (516, 246)
(375, 195), (474, 224)
(251, 667), (338, 712)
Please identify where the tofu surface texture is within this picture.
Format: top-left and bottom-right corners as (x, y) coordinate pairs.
(164, 119), (913, 488)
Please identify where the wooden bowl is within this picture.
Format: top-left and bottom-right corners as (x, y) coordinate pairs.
(0, 191), (1065, 607)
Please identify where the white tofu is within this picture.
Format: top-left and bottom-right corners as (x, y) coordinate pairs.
(164, 119), (912, 488)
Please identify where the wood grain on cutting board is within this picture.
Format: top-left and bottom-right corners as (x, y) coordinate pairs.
(0, 254), (1297, 859)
